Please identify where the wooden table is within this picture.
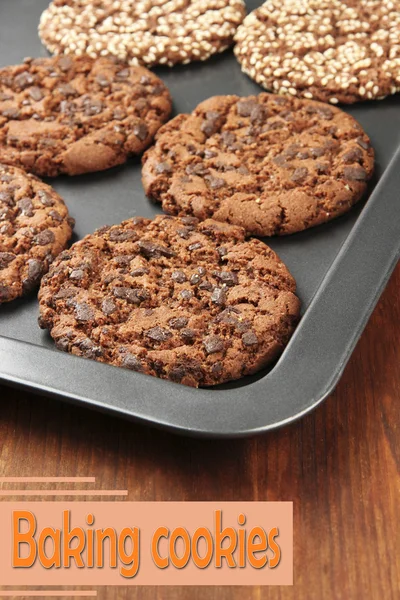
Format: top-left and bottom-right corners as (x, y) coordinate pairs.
(0, 263), (399, 600)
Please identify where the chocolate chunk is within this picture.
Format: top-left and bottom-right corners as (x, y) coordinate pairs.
(169, 366), (187, 382)
(169, 317), (189, 329)
(181, 328), (196, 343)
(190, 273), (201, 285)
(131, 267), (149, 277)
(188, 242), (202, 251)
(221, 131), (236, 146)
(22, 259), (44, 291)
(291, 167), (308, 183)
(180, 289), (193, 300)
(75, 302), (95, 321)
(211, 287), (226, 305)
(17, 198), (34, 217)
(201, 114), (219, 137)
(0, 191), (14, 206)
(55, 337), (70, 352)
(203, 335), (225, 354)
(14, 71), (35, 89)
(0, 252), (16, 269)
(205, 175), (225, 189)
(38, 190), (54, 206)
(29, 86), (43, 102)
(343, 166), (368, 181)
(109, 228), (137, 242)
(155, 162), (172, 174)
(35, 229), (55, 246)
(121, 353), (143, 371)
(57, 56), (73, 71)
(138, 240), (176, 259)
(146, 326), (172, 342)
(237, 99), (257, 117)
(113, 286), (149, 304)
(242, 331), (258, 346)
(171, 270), (187, 283)
(133, 122), (148, 141)
(214, 271), (238, 286)
(356, 137), (370, 150)
(342, 147), (364, 164)
(101, 298), (116, 315)
(199, 280), (213, 291)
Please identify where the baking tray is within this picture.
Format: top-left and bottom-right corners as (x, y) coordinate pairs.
(0, 0), (399, 438)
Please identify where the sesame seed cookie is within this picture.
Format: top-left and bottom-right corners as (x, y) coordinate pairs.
(0, 164), (74, 304)
(234, 0), (400, 104)
(142, 93), (374, 237)
(38, 215), (300, 387)
(0, 55), (172, 177)
(39, 0), (247, 68)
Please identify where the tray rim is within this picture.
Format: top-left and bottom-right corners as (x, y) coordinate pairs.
(0, 142), (399, 438)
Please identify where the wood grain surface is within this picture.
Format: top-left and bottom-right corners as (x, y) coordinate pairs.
(0, 263), (399, 600)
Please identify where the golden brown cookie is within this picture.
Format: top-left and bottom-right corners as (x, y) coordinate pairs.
(38, 215), (300, 387)
(142, 93), (374, 236)
(39, 0), (246, 68)
(0, 55), (172, 176)
(0, 164), (74, 304)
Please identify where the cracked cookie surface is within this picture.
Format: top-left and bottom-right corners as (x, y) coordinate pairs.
(39, 0), (246, 68)
(0, 55), (172, 177)
(38, 215), (300, 387)
(0, 164), (74, 304)
(234, 0), (400, 104)
(142, 93), (374, 236)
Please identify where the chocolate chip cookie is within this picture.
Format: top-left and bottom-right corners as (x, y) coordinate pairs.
(38, 215), (300, 387)
(39, 0), (246, 68)
(234, 0), (400, 104)
(0, 164), (74, 304)
(0, 55), (172, 177)
(142, 94), (374, 236)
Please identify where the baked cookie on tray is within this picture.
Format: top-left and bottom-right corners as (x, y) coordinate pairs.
(0, 164), (74, 304)
(234, 0), (400, 104)
(142, 93), (374, 237)
(0, 55), (172, 177)
(38, 215), (300, 387)
(39, 0), (247, 68)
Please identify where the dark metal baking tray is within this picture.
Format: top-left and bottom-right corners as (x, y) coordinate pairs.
(0, 0), (399, 438)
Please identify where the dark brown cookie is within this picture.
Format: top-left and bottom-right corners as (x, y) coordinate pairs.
(38, 215), (300, 387)
(39, 0), (246, 68)
(0, 55), (172, 177)
(0, 164), (74, 304)
(142, 93), (374, 236)
(234, 0), (400, 104)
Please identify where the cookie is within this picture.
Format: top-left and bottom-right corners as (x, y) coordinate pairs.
(39, 0), (247, 68)
(234, 0), (400, 104)
(0, 55), (172, 177)
(142, 94), (374, 236)
(0, 164), (74, 304)
(38, 215), (300, 387)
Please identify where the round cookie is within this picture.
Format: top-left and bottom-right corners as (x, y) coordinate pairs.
(38, 215), (300, 387)
(234, 0), (400, 104)
(0, 55), (172, 177)
(39, 0), (247, 68)
(142, 94), (375, 237)
(0, 164), (74, 304)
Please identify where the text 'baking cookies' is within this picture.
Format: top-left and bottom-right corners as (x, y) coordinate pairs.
(38, 215), (300, 387)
